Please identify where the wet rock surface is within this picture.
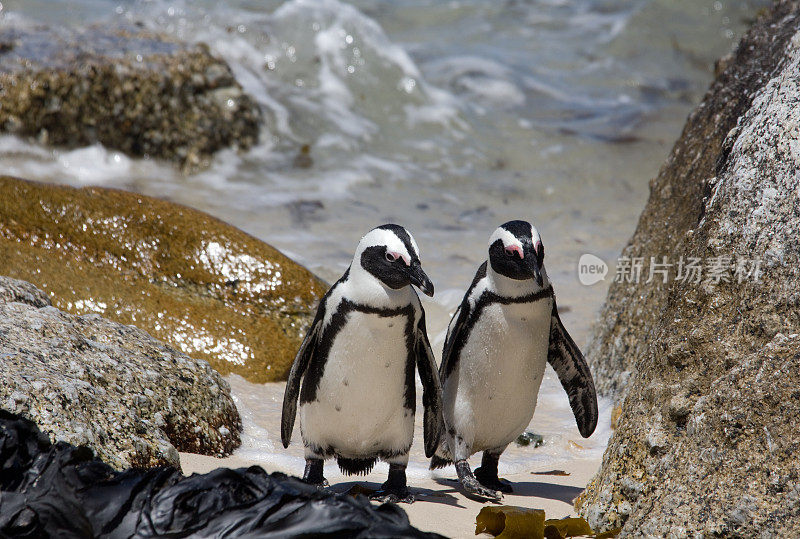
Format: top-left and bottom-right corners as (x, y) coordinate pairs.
(580, 1), (800, 535)
(0, 410), (442, 538)
(0, 176), (327, 383)
(0, 275), (240, 470)
(0, 22), (260, 168)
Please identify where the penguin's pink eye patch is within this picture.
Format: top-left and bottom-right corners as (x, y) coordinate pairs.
(504, 245), (523, 259)
(385, 251), (410, 265)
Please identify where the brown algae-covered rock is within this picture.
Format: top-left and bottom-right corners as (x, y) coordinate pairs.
(0, 22), (260, 168)
(0, 176), (327, 383)
(580, 1), (800, 535)
(0, 275), (240, 470)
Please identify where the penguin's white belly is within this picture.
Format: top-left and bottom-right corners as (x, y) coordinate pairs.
(300, 311), (414, 457)
(446, 298), (552, 452)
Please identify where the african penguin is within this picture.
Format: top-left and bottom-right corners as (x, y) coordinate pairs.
(430, 220), (598, 501)
(281, 224), (443, 503)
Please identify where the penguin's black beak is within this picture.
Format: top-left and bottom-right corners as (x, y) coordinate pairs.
(525, 256), (544, 287)
(408, 263), (434, 297)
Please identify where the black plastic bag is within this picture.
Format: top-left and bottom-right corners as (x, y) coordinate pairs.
(0, 410), (442, 538)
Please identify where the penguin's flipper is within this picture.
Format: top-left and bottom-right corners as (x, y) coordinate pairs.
(547, 298), (598, 438)
(439, 303), (465, 383)
(281, 311), (323, 448)
(415, 311), (443, 458)
(439, 261), (487, 382)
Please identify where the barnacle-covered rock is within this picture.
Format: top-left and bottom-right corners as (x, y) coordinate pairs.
(0, 22), (260, 168)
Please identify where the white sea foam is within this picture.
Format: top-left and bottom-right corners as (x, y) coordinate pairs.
(0, 135), (51, 157)
(0, 137), (172, 189)
(57, 145), (133, 184)
(423, 55), (526, 108)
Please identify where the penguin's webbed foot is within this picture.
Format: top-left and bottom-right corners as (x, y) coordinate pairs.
(455, 460), (502, 501)
(370, 486), (415, 504)
(461, 474), (503, 501)
(371, 463), (414, 503)
(474, 465), (514, 493)
(303, 477), (329, 488)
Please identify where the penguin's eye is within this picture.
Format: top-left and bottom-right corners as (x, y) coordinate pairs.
(385, 252), (398, 262)
(505, 248), (517, 258)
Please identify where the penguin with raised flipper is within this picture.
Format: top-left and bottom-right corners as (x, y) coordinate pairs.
(282, 224), (442, 503)
(431, 220), (597, 501)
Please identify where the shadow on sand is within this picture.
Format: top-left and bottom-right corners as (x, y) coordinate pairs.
(329, 480), (465, 508)
(431, 477), (583, 505)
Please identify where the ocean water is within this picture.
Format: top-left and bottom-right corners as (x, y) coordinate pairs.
(0, 0), (768, 477)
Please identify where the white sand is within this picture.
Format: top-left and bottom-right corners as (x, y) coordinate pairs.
(180, 439), (600, 538)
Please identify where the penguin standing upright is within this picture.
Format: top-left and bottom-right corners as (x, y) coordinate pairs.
(282, 224), (442, 503)
(431, 220), (597, 500)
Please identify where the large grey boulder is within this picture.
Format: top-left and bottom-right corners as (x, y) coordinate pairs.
(0, 276), (241, 470)
(0, 22), (261, 169)
(579, 1), (800, 535)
